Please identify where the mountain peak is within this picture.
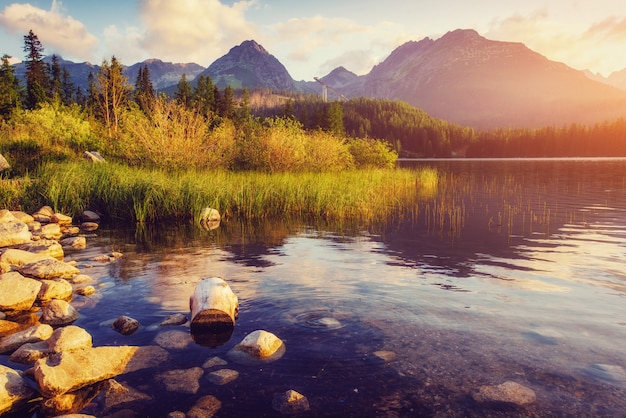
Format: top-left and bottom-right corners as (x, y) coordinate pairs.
(234, 40), (268, 55)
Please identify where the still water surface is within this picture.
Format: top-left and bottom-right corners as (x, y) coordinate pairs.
(6, 158), (626, 417)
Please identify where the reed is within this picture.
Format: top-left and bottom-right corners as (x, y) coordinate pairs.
(27, 162), (440, 225)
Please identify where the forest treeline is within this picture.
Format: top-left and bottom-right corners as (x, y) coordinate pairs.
(2, 30), (626, 171)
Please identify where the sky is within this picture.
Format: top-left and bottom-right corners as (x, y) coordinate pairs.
(1, 0), (626, 81)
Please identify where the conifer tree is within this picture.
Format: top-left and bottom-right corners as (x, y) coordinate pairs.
(193, 74), (215, 118)
(0, 54), (22, 118)
(174, 74), (192, 108)
(22, 29), (49, 109)
(95, 56), (131, 136)
(134, 64), (155, 112)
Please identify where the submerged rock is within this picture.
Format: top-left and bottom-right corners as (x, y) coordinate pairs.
(206, 368), (239, 385)
(473, 381), (536, 406)
(156, 367), (204, 394)
(187, 395), (222, 418)
(40, 299), (80, 326)
(0, 323), (53, 354)
(112, 315), (140, 336)
(99, 379), (152, 411)
(272, 389), (310, 414)
(0, 364), (37, 415)
(228, 329), (285, 362)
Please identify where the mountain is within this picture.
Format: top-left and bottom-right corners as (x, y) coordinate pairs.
(359, 29), (626, 128)
(126, 59), (204, 90)
(196, 40), (297, 91)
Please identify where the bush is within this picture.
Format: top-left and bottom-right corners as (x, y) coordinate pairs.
(348, 137), (398, 169)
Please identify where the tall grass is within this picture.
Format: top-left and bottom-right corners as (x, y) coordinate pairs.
(29, 162), (439, 225)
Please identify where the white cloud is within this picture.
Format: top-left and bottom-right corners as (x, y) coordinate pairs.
(136, 0), (258, 65)
(0, 0), (98, 60)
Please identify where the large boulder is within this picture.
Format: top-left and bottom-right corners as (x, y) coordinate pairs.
(38, 279), (74, 302)
(0, 210), (31, 247)
(0, 323), (53, 354)
(0, 248), (55, 268)
(0, 364), (36, 415)
(228, 329), (285, 362)
(0, 271), (42, 311)
(19, 258), (80, 279)
(11, 325), (93, 365)
(19, 239), (64, 259)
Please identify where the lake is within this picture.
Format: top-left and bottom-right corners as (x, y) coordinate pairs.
(3, 158), (626, 417)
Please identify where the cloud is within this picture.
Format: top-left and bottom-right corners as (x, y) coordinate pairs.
(584, 16), (626, 42)
(136, 0), (257, 65)
(0, 0), (98, 60)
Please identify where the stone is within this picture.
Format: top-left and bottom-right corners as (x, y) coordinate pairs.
(0, 153), (9, 170)
(187, 395), (222, 418)
(0, 271), (42, 311)
(51, 212), (73, 225)
(0, 323), (53, 354)
(160, 313), (188, 326)
(0, 319), (20, 337)
(61, 225), (80, 236)
(206, 368), (239, 385)
(46, 325), (92, 353)
(156, 367), (204, 394)
(202, 356), (228, 369)
(19, 258), (80, 279)
(41, 299), (80, 326)
(83, 151), (105, 163)
(168, 412), (186, 418)
(123, 345), (170, 373)
(0, 213), (31, 247)
(81, 210), (101, 222)
(473, 381), (536, 406)
(37, 222), (63, 240)
(112, 316), (140, 335)
(154, 329), (194, 350)
(35, 205), (54, 218)
(9, 211), (34, 224)
(8, 340), (49, 364)
(0, 248), (54, 268)
(40, 383), (103, 417)
(0, 364), (36, 415)
(228, 329), (285, 361)
(75, 286), (96, 296)
(19, 239), (64, 259)
(60, 236), (87, 250)
(373, 350), (397, 362)
(71, 274), (94, 284)
(272, 389), (310, 414)
(80, 222), (99, 232)
(33, 346), (138, 397)
(38, 278), (74, 302)
(100, 379), (152, 411)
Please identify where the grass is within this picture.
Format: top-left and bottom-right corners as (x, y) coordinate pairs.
(21, 162), (439, 226)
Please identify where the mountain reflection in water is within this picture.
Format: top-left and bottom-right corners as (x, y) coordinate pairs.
(3, 158), (625, 417)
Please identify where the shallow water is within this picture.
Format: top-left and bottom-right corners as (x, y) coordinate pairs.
(3, 158), (626, 417)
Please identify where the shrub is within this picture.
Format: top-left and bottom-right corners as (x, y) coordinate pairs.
(348, 137), (398, 169)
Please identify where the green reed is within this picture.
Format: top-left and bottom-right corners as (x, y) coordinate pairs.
(26, 162), (439, 225)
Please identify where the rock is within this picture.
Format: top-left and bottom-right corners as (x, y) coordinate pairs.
(160, 313), (188, 326)
(272, 389), (310, 414)
(36, 222), (62, 240)
(0, 153), (10, 170)
(60, 236), (87, 251)
(200, 207), (221, 222)
(187, 395), (222, 418)
(83, 151), (105, 163)
(206, 368), (239, 385)
(40, 383), (103, 417)
(61, 225), (80, 236)
(123, 345), (169, 373)
(80, 222), (99, 232)
(473, 381), (536, 406)
(9, 211), (34, 224)
(0, 364), (37, 415)
(373, 350), (397, 363)
(34, 205), (54, 218)
(228, 329), (285, 362)
(33, 345), (138, 397)
(38, 278), (74, 302)
(583, 363), (626, 384)
(202, 356), (228, 369)
(100, 379), (152, 411)
(8, 340), (49, 364)
(81, 210), (101, 223)
(19, 258), (80, 279)
(0, 271), (42, 311)
(154, 329), (194, 350)
(0, 212), (31, 247)
(46, 325), (92, 353)
(168, 411), (186, 418)
(156, 367), (204, 394)
(0, 248), (55, 268)
(0, 319), (20, 337)
(51, 213), (73, 225)
(0, 323), (53, 354)
(70, 274), (94, 284)
(41, 299), (80, 326)
(75, 286), (96, 296)
(19, 239), (64, 259)
(112, 316), (140, 336)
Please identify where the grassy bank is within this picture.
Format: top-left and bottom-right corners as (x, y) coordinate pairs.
(2, 162), (439, 225)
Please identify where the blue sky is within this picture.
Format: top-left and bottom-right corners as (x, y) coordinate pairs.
(1, 0), (626, 80)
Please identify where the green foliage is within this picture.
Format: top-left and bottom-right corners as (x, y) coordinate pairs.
(348, 137), (398, 169)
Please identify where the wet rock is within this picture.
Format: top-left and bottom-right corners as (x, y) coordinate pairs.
(0, 364), (37, 415)
(0, 248), (55, 268)
(60, 236), (87, 251)
(156, 367), (203, 394)
(40, 382), (103, 417)
(206, 368), (239, 385)
(0, 323), (53, 354)
(187, 395), (222, 418)
(32, 205), (54, 223)
(0, 271), (42, 311)
(51, 212), (73, 226)
(99, 379), (152, 411)
(153, 329), (194, 350)
(19, 258), (80, 279)
(472, 381), (536, 406)
(61, 225), (80, 236)
(202, 356), (228, 369)
(228, 329), (285, 362)
(33, 345), (138, 397)
(80, 222), (99, 232)
(75, 286), (96, 296)
(8, 340), (49, 364)
(168, 411), (186, 418)
(38, 222), (63, 240)
(46, 325), (92, 353)
(38, 278), (74, 302)
(19, 239), (64, 259)
(160, 313), (187, 326)
(373, 350), (397, 363)
(112, 316), (140, 336)
(123, 345), (169, 373)
(272, 389), (310, 414)
(81, 210), (101, 223)
(70, 274), (94, 284)
(0, 211), (31, 247)
(0, 319), (20, 337)
(583, 363), (626, 384)
(41, 299), (80, 326)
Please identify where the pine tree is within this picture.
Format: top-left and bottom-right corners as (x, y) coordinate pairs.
(49, 54), (63, 99)
(22, 29), (49, 109)
(219, 85), (235, 119)
(193, 74), (215, 118)
(0, 54), (22, 118)
(174, 74), (192, 108)
(134, 64), (155, 112)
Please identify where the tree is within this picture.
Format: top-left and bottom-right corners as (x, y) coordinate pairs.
(49, 54), (63, 99)
(0, 54), (22, 118)
(193, 74), (215, 118)
(235, 88), (251, 123)
(95, 56), (131, 136)
(134, 64), (155, 112)
(327, 102), (345, 136)
(23, 29), (49, 109)
(174, 74), (192, 108)
(219, 85), (235, 119)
